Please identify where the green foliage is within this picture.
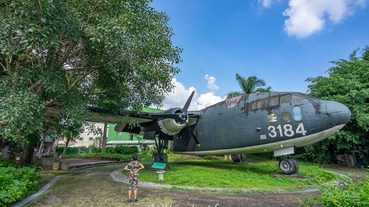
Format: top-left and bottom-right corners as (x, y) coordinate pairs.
(56, 147), (80, 155)
(0, 166), (39, 207)
(306, 47), (369, 164)
(227, 73), (271, 98)
(1, 0), (180, 145)
(112, 146), (138, 155)
(302, 177), (369, 207)
(57, 146), (138, 155)
(63, 153), (132, 163)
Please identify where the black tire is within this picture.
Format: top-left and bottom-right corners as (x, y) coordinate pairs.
(290, 159), (299, 174)
(240, 154), (246, 162)
(279, 159), (296, 175)
(231, 154), (241, 163)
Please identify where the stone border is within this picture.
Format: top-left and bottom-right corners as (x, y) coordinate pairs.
(11, 175), (66, 207)
(110, 169), (321, 194)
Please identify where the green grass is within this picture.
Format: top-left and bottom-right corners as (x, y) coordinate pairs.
(137, 159), (339, 190)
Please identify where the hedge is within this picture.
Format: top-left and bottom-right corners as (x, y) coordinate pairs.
(0, 166), (39, 207)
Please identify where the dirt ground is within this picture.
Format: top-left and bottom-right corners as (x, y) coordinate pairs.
(25, 164), (325, 207)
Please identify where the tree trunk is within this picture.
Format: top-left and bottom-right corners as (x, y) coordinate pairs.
(36, 132), (46, 158)
(63, 139), (70, 156)
(101, 123), (108, 153)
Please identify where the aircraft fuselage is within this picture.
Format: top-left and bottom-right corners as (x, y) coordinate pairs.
(172, 92), (351, 155)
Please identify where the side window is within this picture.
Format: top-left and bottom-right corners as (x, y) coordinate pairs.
(293, 106), (303, 121)
(281, 111), (291, 122)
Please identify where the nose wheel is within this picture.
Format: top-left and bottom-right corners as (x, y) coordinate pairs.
(279, 158), (299, 174)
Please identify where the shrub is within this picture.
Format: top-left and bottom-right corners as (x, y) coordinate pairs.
(302, 177), (369, 207)
(114, 146), (138, 155)
(0, 166), (39, 207)
(56, 147), (79, 154)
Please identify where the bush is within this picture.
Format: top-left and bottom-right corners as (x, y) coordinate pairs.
(63, 153), (134, 163)
(114, 146), (138, 155)
(56, 147), (79, 154)
(302, 177), (369, 207)
(0, 166), (39, 207)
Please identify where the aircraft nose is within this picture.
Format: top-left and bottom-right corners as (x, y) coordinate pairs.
(326, 101), (351, 126)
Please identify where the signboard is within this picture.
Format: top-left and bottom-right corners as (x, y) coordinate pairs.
(151, 162), (166, 170)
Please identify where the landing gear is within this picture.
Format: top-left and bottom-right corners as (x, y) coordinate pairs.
(231, 154), (246, 163)
(279, 158), (299, 174)
(152, 153), (168, 163)
(152, 135), (168, 163)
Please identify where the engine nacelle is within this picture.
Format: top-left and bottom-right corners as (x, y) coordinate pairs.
(158, 118), (186, 136)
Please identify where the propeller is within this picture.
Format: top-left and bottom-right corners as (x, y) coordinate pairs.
(152, 90), (200, 146)
(179, 91), (200, 147)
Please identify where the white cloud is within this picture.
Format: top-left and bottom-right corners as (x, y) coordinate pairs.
(160, 78), (224, 110)
(282, 0), (366, 38)
(194, 92), (224, 110)
(259, 0), (279, 8)
(204, 74), (219, 90)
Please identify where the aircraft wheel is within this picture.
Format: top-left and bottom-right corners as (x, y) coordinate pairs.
(279, 159), (296, 175)
(231, 154), (240, 162)
(240, 154), (246, 162)
(290, 159), (299, 173)
(231, 154), (245, 163)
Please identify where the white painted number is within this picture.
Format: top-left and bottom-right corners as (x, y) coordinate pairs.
(268, 126), (277, 138)
(268, 123), (307, 138)
(296, 123), (307, 136)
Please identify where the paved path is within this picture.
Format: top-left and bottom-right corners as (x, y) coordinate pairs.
(22, 164), (322, 207)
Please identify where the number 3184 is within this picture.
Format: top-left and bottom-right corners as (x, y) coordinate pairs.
(268, 123), (307, 138)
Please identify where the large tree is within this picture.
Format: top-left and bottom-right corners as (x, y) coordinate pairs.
(0, 1), (181, 147)
(227, 73), (271, 98)
(306, 47), (369, 164)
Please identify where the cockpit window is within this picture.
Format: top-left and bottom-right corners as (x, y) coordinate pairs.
(282, 111), (291, 122)
(293, 106), (303, 121)
(280, 94), (291, 104)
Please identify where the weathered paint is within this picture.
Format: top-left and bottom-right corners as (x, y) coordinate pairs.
(172, 92), (350, 154)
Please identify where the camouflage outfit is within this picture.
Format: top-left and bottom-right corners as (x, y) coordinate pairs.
(126, 160), (142, 190)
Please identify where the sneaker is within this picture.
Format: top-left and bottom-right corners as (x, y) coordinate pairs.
(127, 199), (131, 203)
(134, 198), (139, 202)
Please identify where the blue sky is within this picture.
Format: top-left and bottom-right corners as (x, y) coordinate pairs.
(150, 0), (369, 110)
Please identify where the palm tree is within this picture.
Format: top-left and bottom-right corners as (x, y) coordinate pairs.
(227, 73), (271, 99)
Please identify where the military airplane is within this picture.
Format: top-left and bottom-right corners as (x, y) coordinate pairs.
(87, 91), (351, 174)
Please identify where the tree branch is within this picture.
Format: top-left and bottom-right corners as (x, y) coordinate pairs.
(68, 69), (97, 90)
(86, 0), (100, 24)
(64, 66), (99, 72)
(59, 42), (74, 66)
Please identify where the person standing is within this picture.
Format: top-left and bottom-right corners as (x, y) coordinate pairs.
(124, 155), (144, 202)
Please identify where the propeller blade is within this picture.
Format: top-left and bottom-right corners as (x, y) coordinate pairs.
(185, 121), (200, 147)
(182, 90), (195, 113)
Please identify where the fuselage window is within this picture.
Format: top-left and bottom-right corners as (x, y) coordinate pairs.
(282, 111), (291, 122)
(293, 106), (303, 121)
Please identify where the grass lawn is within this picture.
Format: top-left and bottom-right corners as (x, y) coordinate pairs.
(136, 155), (340, 190)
